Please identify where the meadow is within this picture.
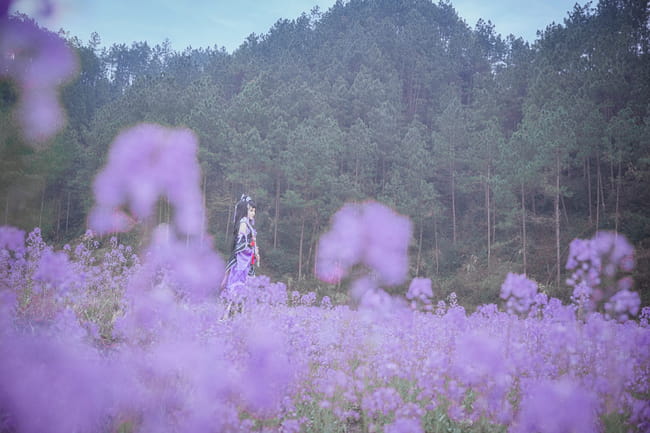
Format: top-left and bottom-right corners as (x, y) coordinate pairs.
(1, 3), (649, 432)
(1, 203), (648, 433)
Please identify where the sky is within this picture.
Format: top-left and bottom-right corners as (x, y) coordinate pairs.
(11, 0), (584, 52)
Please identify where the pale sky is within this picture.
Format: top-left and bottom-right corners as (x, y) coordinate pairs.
(12, 0), (584, 52)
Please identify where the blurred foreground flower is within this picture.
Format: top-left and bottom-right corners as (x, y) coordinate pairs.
(406, 277), (433, 311)
(33, 249), (76, 293)
(90, 123), (205, 237)
(0, 334), (126, 433)
(237, 326), (295, 417)
(143, 224), (224, 301)
(0, 14), (78, 144)
(566, 231), (638, 319)
(500, 272), (539, 315)
(384, 417), (423, 433)
(89, 123), (224, 301)
(0, 226), (25, 252)
(315, 201), (412, 286)
(604, 288), (640, 322)
(511, 379), (599, 433)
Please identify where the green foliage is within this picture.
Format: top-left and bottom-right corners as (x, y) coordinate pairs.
(7, 0), (650, 308)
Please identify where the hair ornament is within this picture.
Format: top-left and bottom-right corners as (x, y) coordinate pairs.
(234, 194), (252, 223)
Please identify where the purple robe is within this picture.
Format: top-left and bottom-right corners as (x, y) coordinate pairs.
(222, 217), (255, 301)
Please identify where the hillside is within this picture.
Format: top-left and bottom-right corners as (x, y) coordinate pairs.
(1, 0), (649, 307)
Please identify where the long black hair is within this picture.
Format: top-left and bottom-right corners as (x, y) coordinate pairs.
(232, 194), (256, 237)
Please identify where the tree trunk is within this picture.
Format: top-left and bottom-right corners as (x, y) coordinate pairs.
(298, 215), (305, 281)
(306, 221), (318, 278)
(416, 219), (423, 277)
(610, 158), (615, 196)
(485, 174), (491, 268)
(201, 174), (207, 245)
(555, 150), (561, 289)
(274, 177), (279, 249)
(433, 207), (439, 276)
(225, 201), (232, 244)
(561, 194), (569, 226)
(615, 156), (621, 233)
(55, 196), (61, 238)
(451, 157), (457, 247)
(596, 155), (602, 229)
(354, 151), (359, 187)
(521, 181), (527, 274)
(492, 195), (497, 248)
(39, 185), (45, 229)
(65, 190), (71, 234)
(586, 157), (592, 224)
(599, 155), (607, 214)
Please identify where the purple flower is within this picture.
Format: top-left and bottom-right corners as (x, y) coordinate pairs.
(511, 379), (599, 433)
(0, 17), (78, 144)
(0, 226), (25, 252)
(350, 274), (378, 301)
(571, 281), (594, 313)
(87, 208), (135, 235)
(361, 386), (403, 418)
(362, 201), (412, 285)
(238, 326), (294, 417)
(384, 417), (423, 433)
(33, 249), (76, 292)
(542, 296), (576, 322)
(566, 231), (638, 316)
(566, 238), (591, 270)
(435, 300), (447, 315)
(233, 276), (289, 306)
(52, 307), (86, 339)
(474, 303), (499, 318)
(90, 123), (204, 236)
(142, 224), (224, 302)
(640, 306), (650, 327)
(0, 290), (17, 327)
(280, 418), (302, 433)
(0, 334), (122, 433)
(500, 273), (538, 315)
(314, 203), (365, 283)
(406, 277), (433, 306)
(321, 295), (332, 309)
(453, 332), (507, 386)
(395, 402), (425, 420)
(593, 231), (634, 271)
(315, 201), (412, 286)
(300, 291), (317, 306)
(358, 287), (404, 320)
(604, 289), (640, 322)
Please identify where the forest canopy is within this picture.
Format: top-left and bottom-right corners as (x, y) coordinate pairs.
(1, 0), (649, 307)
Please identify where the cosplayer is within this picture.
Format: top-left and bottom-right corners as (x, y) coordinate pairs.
(221, 194), (259, 316)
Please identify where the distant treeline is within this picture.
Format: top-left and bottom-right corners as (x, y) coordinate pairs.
(2, 0), (649, 304)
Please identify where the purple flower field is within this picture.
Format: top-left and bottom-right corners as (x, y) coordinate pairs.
(1, 5), (649, 433)
(1, 221), (649, 433)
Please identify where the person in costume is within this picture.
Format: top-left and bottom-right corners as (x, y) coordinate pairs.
(221, 194), (259, 316)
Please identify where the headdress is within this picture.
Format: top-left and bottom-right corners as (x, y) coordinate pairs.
(233, 194), (254, 223)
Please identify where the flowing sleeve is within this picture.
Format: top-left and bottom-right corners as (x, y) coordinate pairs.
(225, 218), (251, 271)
